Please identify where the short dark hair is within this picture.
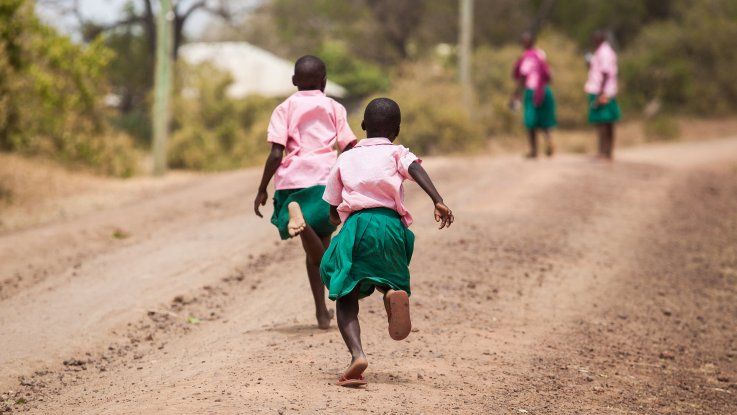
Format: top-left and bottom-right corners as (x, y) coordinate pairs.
(363, 97), (401, 135)
(294, 55), (326, 87)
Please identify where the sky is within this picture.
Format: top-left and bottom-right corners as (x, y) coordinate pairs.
(36, 0), (260, 39)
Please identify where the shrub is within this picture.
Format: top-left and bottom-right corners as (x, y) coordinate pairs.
(0, 1), (137, 176)
(169, 62), (277, 170)
(621, 0), (737, 115)
(643, 115), (680, 141)
(361, 61), (484, 155)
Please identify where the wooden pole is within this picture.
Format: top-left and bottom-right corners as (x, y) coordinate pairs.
(152, 0), (173, 176)
(459, 0), (474, 114)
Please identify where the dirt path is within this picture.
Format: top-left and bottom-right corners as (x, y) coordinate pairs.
(2, 138), (737, 414)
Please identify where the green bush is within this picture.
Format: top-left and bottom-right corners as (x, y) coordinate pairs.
(168, 63), (277, 170)
(0, 1), (138, 176)
(361, 61), (484, 155)
(643, 115), (680, 141)
(319, 40), (390, 97)
(621, 0), (737, 115)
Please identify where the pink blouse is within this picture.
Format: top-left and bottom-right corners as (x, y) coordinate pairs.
(323, 137), (420, 227)
(267, 90), (357, 190)
(585, 41), (618, 97)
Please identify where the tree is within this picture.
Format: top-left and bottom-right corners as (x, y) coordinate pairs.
(39, 0), (239, 59)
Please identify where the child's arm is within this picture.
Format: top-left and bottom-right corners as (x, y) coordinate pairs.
(408, 161), (454, 229)
(254, 143), (284, 217)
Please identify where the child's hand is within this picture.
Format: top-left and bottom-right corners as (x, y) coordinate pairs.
(434, 202), (454, 229)
(597, 93), (610, 106)
(254, 189), (268, 217)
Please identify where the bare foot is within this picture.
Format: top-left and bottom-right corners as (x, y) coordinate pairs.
(317, 309), (333, 330)
(545, 141), (555, 157)
(336, 355), (368, 387)
(287, 201), (306, 236)
(383, 289), (411, 341)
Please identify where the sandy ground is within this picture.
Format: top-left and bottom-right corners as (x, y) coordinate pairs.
(1, 138), (737, 414)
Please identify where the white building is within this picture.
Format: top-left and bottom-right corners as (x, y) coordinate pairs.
(179, 42), (347, 99)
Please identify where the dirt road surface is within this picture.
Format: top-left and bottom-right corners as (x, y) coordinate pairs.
(2, 137), (737, 414)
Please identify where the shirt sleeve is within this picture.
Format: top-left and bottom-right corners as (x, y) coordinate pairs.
(599, 49), (618, 76)
(396, 146), (421, 181)
(334, 102), (357, 151)
(322, 163), (344, 206)
(266, 102), (288, 146)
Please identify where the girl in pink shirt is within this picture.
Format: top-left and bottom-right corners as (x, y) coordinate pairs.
(319, 98), (454, 387)
(254, 55), (357, 330)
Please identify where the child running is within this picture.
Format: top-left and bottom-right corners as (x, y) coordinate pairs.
(320, 98), (454, 387)
(254, 55), (357, 330)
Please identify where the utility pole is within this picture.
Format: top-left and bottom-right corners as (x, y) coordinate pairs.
(152, 0), (174, 176)
(458, 0), (474, 114)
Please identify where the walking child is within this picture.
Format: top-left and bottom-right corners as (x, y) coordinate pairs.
(254, 55), (357, 329)
(585, 30), (621, 159)
(320, 98), (454, 387)
(511, 31), (558, 158)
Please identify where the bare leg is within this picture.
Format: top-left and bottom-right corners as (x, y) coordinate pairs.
(596, 124), (607, 157)
(606, 123), (616, 159)
(299, 226), (331, 329)
(336, 288), (368, 378)
(543, 128), (554, 157)
(526, 129), (538, 158)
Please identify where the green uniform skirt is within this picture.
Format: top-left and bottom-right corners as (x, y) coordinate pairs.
(270, 185), (336, 240)
(524, 87), (557, 129)
(588, 94), (621, 124)
(320, 208), (415, 301)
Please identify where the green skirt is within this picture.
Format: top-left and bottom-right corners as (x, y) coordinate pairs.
(588, 94), (621, 124)
(270, 185), (336, 240)
(320, 208), (415, 301)
(524, 87), (557, 129)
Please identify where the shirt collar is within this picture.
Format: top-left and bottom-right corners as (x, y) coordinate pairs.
(293, 89), (325, 97)
(355, 137), (392, 147)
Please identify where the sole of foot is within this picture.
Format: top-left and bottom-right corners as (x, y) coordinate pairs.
(384, 290), (411, 341)
(287, 201), (306, 237)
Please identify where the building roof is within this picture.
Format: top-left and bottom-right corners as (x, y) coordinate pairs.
(179, 42), (347, 99)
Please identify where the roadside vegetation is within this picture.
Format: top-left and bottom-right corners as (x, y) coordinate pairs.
(2, 0), (737, 174)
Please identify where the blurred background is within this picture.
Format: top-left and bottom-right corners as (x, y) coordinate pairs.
(2, 0), (737, 179)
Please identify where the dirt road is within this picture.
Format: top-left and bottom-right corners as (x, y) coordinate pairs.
(2, 138), (737, 414)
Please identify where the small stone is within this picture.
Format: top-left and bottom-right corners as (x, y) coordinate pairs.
(662, 309), (672, 316)
(659, 351), (675, 360)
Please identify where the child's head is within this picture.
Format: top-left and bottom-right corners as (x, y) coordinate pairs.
(361, 98), (401, 141)
(520, 31), (535, 49)
(293, 55), (327, 92)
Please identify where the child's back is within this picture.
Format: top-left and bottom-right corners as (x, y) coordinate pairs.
(268, 90), (355, 190)
(324, 137), (418, 226)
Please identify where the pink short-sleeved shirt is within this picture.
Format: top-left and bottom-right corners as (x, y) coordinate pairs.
(323, 137), (420, 227)
(267, 90), (357, 190)
(585, 41), (618, 97)
(519, 48), (547, 90)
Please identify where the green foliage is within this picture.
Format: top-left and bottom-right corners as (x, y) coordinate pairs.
(644, 115), (681, 141)
(365, 61), (484, 155)
(319, 40), (389, 97)
(168, 63), (277, 170)
(622, 0), (737, 115)
(0, 1), (137, 176)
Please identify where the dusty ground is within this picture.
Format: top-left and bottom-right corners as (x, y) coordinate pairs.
(1, 137), (737, 414)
